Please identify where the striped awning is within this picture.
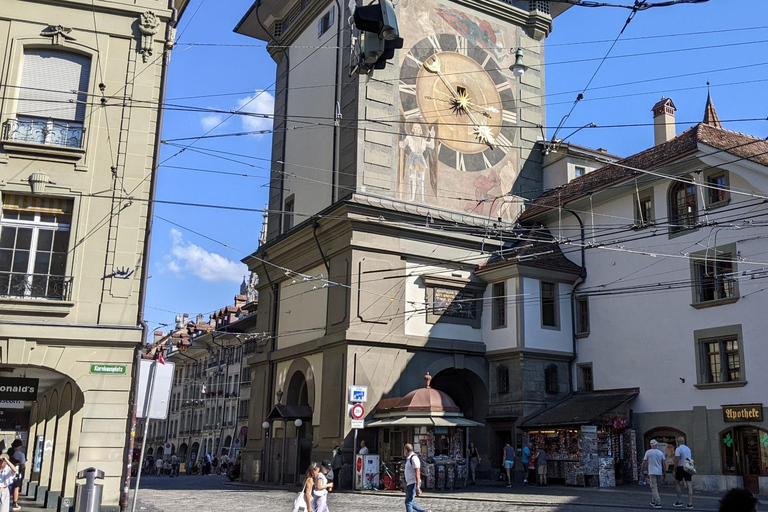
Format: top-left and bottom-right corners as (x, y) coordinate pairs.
(2, 193), (72, 215)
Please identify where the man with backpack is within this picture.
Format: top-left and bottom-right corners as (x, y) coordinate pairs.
(674, 436), (694, 509)
(403, 444), (430, 512)
(7, 439), (26, 511)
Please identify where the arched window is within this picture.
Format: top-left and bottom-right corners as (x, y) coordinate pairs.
(669, 180), (698, 232)
(496, 365), (509, 395)
(545, 364), (559, 394)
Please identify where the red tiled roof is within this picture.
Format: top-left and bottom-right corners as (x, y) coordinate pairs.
(477, 228), (582, 276)
(522, 123), (768, 220)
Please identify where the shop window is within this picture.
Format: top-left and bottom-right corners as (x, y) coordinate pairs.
(575, 296), (589, 336)
(578, 364), (593, 392)
(491, 281), (506, 329)
(694, 325), (745, 388)
(633, 188), (654, 228)
(283, 195), (295, 232)
(544, 364), (559, 394)
(690, 243), (738, 307)
(497, 365), (509, 395)
(721, 428), (737, 474)
(668, 179), (698, 234)
(6, 49), (91, 149)
(705, 171), (729, 209)
(0, 193), (73, 300)
(317, 7), (334, 38)
(540, 281), (559, 329)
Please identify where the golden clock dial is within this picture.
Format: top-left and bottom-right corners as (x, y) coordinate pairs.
(399, 33), (517, 173)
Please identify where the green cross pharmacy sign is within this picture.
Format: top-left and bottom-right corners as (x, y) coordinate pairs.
(90, 364), (127, 375)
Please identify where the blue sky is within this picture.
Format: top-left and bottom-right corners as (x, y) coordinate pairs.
(144, 0), (768, 329)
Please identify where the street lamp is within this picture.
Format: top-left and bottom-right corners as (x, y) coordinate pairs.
(510, 48), (527, 78)
(294, 419), (303, 485)
(262, 421), (270, 483)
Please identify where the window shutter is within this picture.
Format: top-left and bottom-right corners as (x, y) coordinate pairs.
(17, 49), (91, 121)
(328, 6), (334, 29)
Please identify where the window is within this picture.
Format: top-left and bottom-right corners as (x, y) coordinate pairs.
(575, 296), (589, 336)
(544, 364), (559, 394)
(491, 281), (506, 328)
(705, 171), (730, 208)
(634, 189), (654, 228)
(574, 166), (585, 178)
(317, 7), (334, 38)
(579, 364), (594, 392)
(540, 281), (559, 329)
(283, 195), (295, 232)
(669, 179), (698, 234)
(6, 49), (91, 148)
(496, 365), (509, 395)
(0, 194), (73, 300)
(690, 244), (738, 307)
(694, 325), (745, 388)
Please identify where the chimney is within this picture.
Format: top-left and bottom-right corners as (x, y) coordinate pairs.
(652, 96), (677, 145)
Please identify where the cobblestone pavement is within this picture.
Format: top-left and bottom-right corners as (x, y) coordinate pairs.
(131, 475), (768, 512)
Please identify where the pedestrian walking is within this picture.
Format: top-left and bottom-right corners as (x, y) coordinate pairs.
(313, 461), (334, 512)
(467, 443), (481, 485)
(403, 444), (430, 512)
(292, 463), (319, 512)
(331, 446), (343, 484)
(155, 457), (164, 477)
(7, 439), (26, 511)
(642, 439), (667, 509)
(522, 441), (533, 484)
(358, 441), (369, 455)
(212, 456), (219, 475)
(0, 453), (19, 512)
(673, 436), (694, 509)
(718, 488), (758, 512)
(171, 454), (179, 477)
(204, 453), (212, 475)
(186, 459), (194, 475)
(535, 445), (548, 487)
(502, 442), (515, 487)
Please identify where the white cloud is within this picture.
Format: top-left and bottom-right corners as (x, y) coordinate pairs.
(236, 90), (275, 137)
(200, 113), (225, 131)
(166, 228), (246, 283)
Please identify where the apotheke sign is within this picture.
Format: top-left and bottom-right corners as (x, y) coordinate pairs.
(722, 403), (763, 422)
(0, 378), (39, 401)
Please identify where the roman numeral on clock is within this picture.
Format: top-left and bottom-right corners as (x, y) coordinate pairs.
(495, 81), (512, 93)
(400, 82), (417, 96)
(456, 152), (466, 173)
(502, 110), (517, 125)
(455, 35), (468, 56)
(427, 35), (442, 53)
(495, 132), (513, 155)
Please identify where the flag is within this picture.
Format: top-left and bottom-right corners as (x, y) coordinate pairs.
(156, 351), (166, 365)
(201, 384), (207, 395)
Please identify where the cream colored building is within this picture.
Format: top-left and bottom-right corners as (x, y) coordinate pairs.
(0, 1), (186, 510)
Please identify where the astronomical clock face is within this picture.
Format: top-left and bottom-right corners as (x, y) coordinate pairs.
(399, 33), (517, 173)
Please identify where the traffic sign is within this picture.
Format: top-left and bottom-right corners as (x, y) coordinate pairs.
(350, 403), (365, 420)
(351, 419), (364, 429)
(348, 385), (368, 403)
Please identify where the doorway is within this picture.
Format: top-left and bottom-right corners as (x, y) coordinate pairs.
(720, 426), (768, 494)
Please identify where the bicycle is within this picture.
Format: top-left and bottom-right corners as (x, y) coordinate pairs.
(380, 462), (399, 491)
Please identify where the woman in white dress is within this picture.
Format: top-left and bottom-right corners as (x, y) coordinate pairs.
(292, 463), (320, 512)
(313, 461), (334, 512)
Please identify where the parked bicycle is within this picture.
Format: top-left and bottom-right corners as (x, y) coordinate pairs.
(380, 462), (399, 491)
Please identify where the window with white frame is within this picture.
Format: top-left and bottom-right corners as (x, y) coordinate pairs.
(574, 166), (585, 178)
(7, 49), (91, 148)
(575, 296), (589, 336)
(0, 194), (73, 300)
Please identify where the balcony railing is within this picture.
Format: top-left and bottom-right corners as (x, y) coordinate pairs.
(3, 116), (85, 148)
(0, 272), (73, 300)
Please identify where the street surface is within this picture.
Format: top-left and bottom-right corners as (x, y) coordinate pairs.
(130, 475), (768, 512)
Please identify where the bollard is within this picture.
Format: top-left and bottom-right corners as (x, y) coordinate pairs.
(75, 467), (105, 512)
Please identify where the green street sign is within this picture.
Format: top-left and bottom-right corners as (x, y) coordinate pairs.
(90, 364), (127, 375)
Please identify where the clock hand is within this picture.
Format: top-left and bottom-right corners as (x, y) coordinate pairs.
(424, 54), (496, 148)
(430, 89), (500, 115)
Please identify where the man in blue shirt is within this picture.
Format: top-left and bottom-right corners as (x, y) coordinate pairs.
(522, 441), (532, 484)
(501, 442), (515, 487)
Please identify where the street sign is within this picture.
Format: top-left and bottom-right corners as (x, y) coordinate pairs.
(350, 403), (365, 420)
(90, 364), (127, 375)
(240, 426), (248, 436)
(351, 419), (364, 429)
(136, 359), (175, 420)
(164, 443), (172, 455)
(348, 385), (368, 403)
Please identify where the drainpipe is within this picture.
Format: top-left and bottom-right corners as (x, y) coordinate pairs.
(123, 3), (177, 511)
(260, 255), (279, 482)
(563, 208), (586, 394)
(331, 0), (342, 203)
(254, 0), (289, 233)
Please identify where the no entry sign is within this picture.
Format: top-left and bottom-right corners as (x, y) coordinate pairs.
(350, 403), (365, 420)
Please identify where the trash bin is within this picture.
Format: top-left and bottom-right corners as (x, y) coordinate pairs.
(75, 467), (104, 512)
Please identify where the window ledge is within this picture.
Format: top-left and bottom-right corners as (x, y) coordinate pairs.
(705, 199), (731, 211)
(2, 140), (85, 162)
(0, 297), (75, 315)
(694, 381), (747, 390)
(576, 332), (590, 339)
(691, 296), (739, 309)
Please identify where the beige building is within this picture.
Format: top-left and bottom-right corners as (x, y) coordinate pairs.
(0, 1), (186, 510)
(234, 0), (573, 485)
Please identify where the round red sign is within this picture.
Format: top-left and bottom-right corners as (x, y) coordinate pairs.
(350, 403), (365, 420)
(240, 426), (248, 436)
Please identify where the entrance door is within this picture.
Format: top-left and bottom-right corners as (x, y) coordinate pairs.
(740, 428), (763, 494)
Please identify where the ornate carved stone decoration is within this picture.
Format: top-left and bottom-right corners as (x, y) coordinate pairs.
(138, 11), (161, 63)
(40, 25), (76, 45)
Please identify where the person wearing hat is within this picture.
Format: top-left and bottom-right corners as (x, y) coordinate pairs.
(642, 439), (667, 509)
(0, 453), (19, 512)
(312, 460), (334, 512)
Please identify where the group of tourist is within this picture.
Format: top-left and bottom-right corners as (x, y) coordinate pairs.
(0, 439), (26, 512)
(135, 452), (237, 477)
(499, 440), (548, 487)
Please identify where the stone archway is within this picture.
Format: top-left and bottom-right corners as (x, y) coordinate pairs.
(190, 442), (199, 461)
(284, 357), (315, 409)
(178, 443), (188, 460)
